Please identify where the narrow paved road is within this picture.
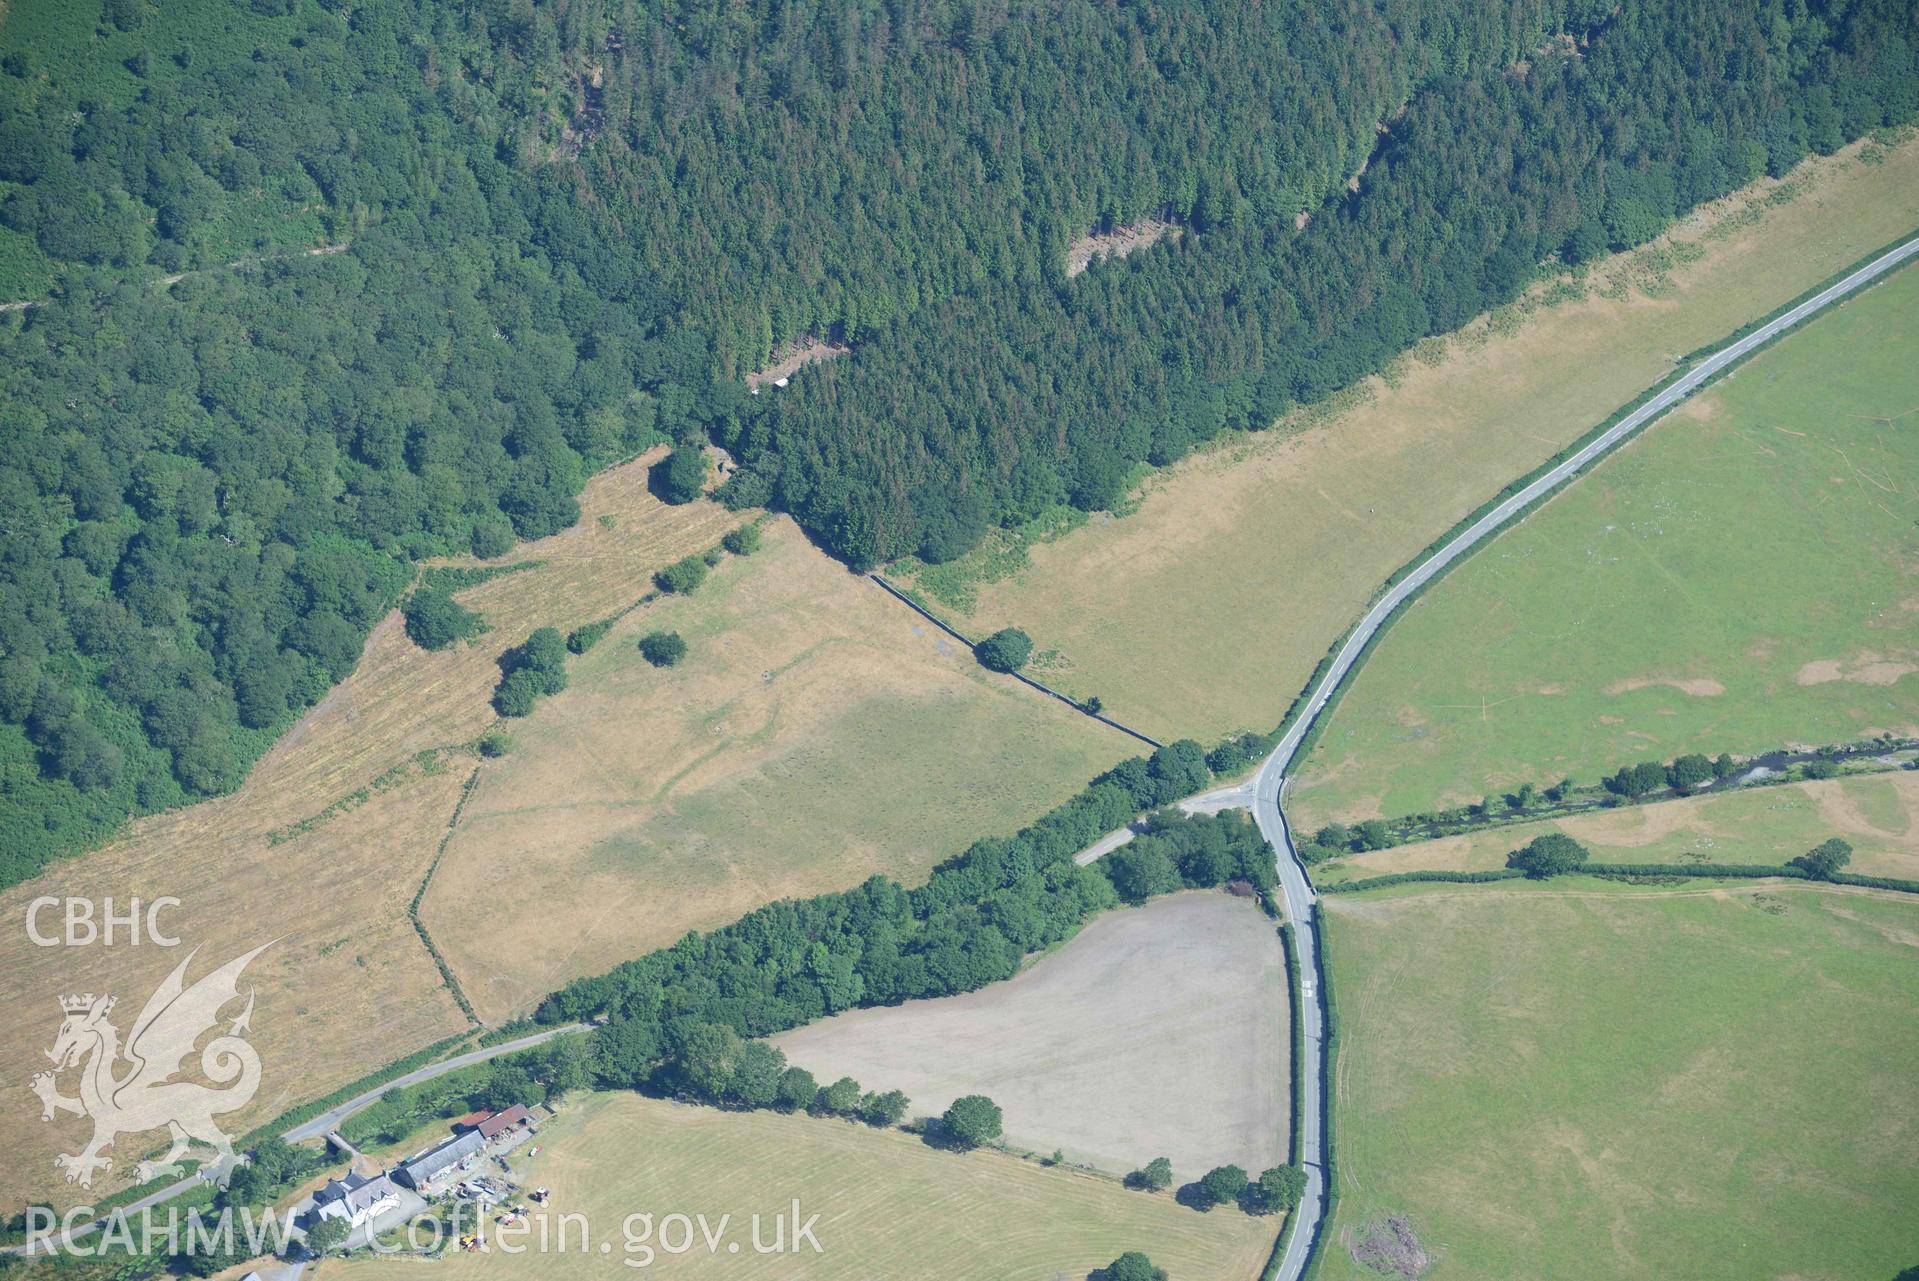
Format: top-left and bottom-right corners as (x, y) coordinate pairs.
(281, 1024), (583, 1142)
(14, 1025), (583, 1256)
(1246, 234), (1919, 1281)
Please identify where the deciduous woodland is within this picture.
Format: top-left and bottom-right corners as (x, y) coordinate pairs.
(1, 0), (1915, 879)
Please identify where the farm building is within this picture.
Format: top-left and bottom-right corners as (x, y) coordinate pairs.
(311, 1170), (402, 1227)
(394, 1130), (486, 1190)
(469, 1104), (534, 1139)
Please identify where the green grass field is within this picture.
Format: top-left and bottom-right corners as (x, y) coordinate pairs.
(1320, 882), (1919, 1280)
(1313, 769), (1919, 886)
(905, 141), (1919, 744)
(1290, 259), (1919, 827)
(330, 1093), (1279, 1281)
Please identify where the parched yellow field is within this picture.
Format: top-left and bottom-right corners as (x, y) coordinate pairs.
(426, 517), (1128, 1024)
(918, 137), (1919, 742)
(1313, 770), (1919, 886)
(0, 450), (1121, 1211)
(330, 1092), (1279, 1281)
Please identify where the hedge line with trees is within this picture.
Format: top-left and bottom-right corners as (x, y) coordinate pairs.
(1298, 740), (1914, 862)
(537, 739), (1275, 1097)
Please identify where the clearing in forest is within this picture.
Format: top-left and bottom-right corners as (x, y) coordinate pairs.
(1312, 769), (1919, 886)
(905, 137), (1919, 743)
(772, 890), (1289, 1180)
(330, 1092), (1279, 1281)
(1289, 255), (1919, 827)
(1318, 882), (1919, 1280)
(1064, 219), (1181, 277)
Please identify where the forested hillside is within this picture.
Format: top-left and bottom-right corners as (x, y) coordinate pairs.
(0, 0), (733, 877)
(724, 1), (1919, 564)
(0, 0), (1913, 882)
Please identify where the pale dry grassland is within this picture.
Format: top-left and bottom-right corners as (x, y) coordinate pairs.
(427, 517), (1129, 1024)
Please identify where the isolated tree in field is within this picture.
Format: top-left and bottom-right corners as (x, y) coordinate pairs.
(722, 522), (762, 555)
(1082, 694), (1103, 715)
(1100, 1252), (1167, 1281)
(640, 631), (687, 667)
(1128, 1156), (1174, 1191)
(1197, 1164), (1248, 1208)
(492, 667), (543, 717)
(1243, 1164), (1307, 1214)
(975, 627), (1034, 673)
(403, 586), (483, 650)
(493, 626), (569, 715)
(654, 554), (710, 594)
(774, 1066), (817, 1112)
(941, 1094), (1003, 1148)
(1789, 837), (1852, 880)
(813, 1076), (861, 1116)
(303, 1215), (350, 1257)
(522, 627), (569, 686)
(653, 442), (709, 504)
(1508, 832), (1590, 878)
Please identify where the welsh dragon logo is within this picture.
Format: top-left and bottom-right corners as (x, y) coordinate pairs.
(31, 943), (270, 1188)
